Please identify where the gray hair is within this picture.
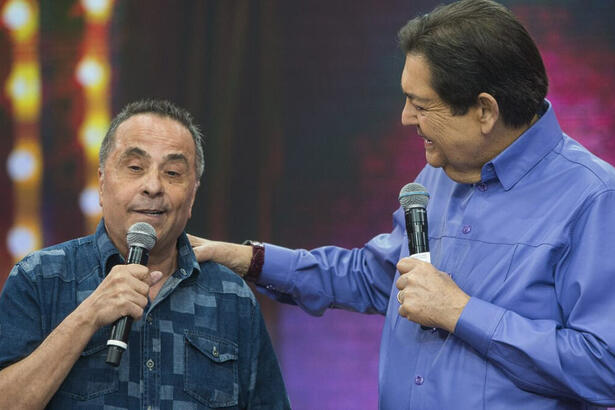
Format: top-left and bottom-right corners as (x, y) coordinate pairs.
(99, 99), (205, 178)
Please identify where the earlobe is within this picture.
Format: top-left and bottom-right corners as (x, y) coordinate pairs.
(477, 92), (499, 134)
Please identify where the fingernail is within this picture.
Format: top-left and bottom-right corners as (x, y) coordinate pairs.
(150, 271), (163, 283)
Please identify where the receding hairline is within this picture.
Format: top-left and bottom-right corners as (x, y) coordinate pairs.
(101, 112), (198, 171)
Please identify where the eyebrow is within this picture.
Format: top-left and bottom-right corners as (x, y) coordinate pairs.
(402, 91), (432, 104)
(164, 153), (189, 165)
(119, 148), (188, 166)
(120, 147), (150, 161)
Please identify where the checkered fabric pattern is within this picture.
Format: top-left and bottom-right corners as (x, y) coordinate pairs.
(0, 221), (290, 409)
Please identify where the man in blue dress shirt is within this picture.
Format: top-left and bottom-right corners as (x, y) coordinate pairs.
(190, 0), (615, 408)
(0, 100), (290, 409)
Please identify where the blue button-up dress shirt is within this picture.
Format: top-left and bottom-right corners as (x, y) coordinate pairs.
(0, 221), (290, 409)
(256, 101), (615, 409)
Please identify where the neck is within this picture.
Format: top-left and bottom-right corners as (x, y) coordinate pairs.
(446, 115), (540, 184)
(114, 237), (179, 278)
(147, 245), (179, 277)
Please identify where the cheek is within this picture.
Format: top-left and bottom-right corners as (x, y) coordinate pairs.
(418, 118), (447, 150)
(172, 186), (197, 210)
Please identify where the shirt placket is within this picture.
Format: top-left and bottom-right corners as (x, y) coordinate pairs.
(142, 307), (160, 410)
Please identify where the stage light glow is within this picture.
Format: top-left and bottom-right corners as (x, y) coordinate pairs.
(6, 63), (41, 120)
(79, 187), (102, 216)
(2, 0), (30, 30)
(80, 112), (109, 156)
(7, 225), (36, 258)
(7, 148), (37, 182)
(76, 57), (104, 88)
(81, 0), (112, 21)
(2, 0), (36, 42)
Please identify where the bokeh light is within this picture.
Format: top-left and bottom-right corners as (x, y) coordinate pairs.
(79, 186), (102, 216)
(1, 0), (36, 42)
(6, 63), (41, 121)
(7, 148), (37, 182)
(76, 57), (104, 88)
(2, 0), (30, 30)
(81, 0), (112, 22)
(7, 225), (36, 258)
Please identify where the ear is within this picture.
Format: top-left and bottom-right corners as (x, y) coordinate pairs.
(98, 168), (104, 208)
(476, 92), (499, 135)
(187, 181), (199, 219)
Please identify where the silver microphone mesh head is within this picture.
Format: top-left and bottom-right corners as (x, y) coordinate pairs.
(399, 182), (430, 209)
(126, 222), (157, 251)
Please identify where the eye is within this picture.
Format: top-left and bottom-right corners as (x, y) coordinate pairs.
(128, 165), (143, 172)
(166, 170), (181, 177)
(413, 104), (426, 112)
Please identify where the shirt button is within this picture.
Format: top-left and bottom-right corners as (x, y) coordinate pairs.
(147, 315), (153, 324)
(146, 359), (155, 370)
(415, 375), (424, 385)
(477, 182), (487, 192)
(462, 225), (472, 234)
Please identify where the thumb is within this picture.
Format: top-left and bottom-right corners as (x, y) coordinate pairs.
(187, 234), (214, 262)
(149, 270), (163, 286)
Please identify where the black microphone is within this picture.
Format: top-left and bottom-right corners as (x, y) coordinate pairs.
(106, 222), (157, 367)
(399, 182), (430, 259)
(398, 182), (431, 330)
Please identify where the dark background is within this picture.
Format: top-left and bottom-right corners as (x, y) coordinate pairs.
(1, 1), (614, 408)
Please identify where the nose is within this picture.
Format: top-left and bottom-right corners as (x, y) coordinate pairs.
(142, 169), (163, 197)
(401, 99), (418, 126)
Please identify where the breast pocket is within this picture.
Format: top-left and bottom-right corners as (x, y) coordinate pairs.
(56, 326), (119, 401)
(184, 330), (239, 408)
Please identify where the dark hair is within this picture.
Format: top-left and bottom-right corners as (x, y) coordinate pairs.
(99, 99), (205, 178)
(398, 0), (548, 128)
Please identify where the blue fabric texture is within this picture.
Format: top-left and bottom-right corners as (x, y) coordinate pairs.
(0, 221), (290, 409)
(256, 101), (615, 409)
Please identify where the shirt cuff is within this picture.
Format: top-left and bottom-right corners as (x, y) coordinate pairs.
(254, 243), (297, 294)
(454, 296), (506, 356)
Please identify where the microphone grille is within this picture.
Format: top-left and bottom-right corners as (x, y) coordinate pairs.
(399, 182), (430, 209)
(126, 222), (157, 251)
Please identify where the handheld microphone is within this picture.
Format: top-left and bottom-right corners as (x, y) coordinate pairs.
(106, 222), (157, 367)
(398, 182), (430, 262)
(399, 183), (431, 330)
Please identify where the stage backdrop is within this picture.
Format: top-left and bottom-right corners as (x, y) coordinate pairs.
(0, 1), (614, 409)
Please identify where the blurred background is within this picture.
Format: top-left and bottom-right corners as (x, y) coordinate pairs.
(0, 0), (614, 408)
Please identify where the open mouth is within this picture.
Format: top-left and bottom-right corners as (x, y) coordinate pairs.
(417, 129), (432, 144)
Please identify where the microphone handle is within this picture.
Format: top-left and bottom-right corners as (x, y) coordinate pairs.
(404, 207), (432, 330)
(405, 206), (429, 255)
(106, 245), (149, 367)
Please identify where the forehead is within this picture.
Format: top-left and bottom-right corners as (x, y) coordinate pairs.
(112, 113), (195, 157)
(401, 53), (439, 100)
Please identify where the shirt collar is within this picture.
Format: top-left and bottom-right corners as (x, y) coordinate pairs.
(481, 100), (562, 191)
(93, 219), (201, 278)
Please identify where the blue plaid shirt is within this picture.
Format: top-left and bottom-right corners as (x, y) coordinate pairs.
(0, 221), (290, 409)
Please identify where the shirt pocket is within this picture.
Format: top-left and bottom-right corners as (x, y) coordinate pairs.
(56, 326), (119, 401)
(184, 330), (239, 408)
